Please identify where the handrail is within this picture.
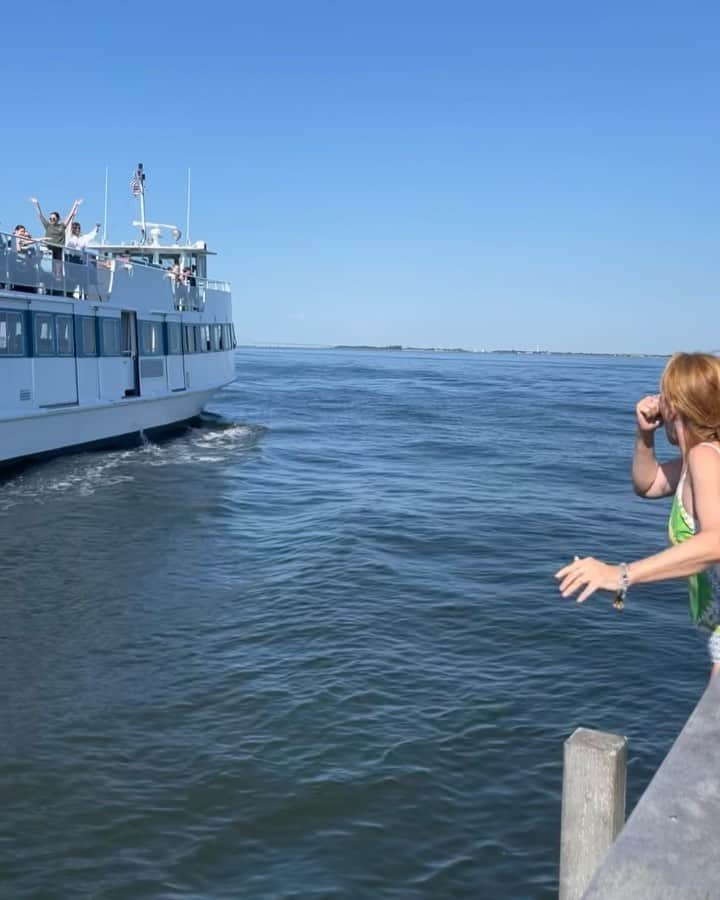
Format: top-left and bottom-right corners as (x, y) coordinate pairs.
(0, 231), (110, 302)
(93, 248), (232, 293)
(205, 279), (231, 292)
(0, 230), (230, 308)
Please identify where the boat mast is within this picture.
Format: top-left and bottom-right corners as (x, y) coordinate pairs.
(102, 166), (109, 245)
(185, 168), (191, 245)
(137, 162), (147, 243)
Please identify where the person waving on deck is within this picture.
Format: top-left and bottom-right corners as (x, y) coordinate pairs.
(29, 196), (82, 253)
(556, 353), (720, 676)
(66, 220), (100, 252)
(29, 196), (82, 295)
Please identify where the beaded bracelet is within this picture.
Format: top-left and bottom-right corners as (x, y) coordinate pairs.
(613, 562), (629, 610)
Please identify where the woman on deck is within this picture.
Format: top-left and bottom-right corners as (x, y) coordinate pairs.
(29, 196), (82, 252)
(556, 352), (720, 675)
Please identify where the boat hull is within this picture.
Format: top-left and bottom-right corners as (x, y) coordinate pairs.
(0, 386), (227, 467)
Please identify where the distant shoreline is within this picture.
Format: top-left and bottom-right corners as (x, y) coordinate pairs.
(237, 343), (669, 359)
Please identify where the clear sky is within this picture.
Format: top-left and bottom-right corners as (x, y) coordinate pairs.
(3, 1), (719, 353)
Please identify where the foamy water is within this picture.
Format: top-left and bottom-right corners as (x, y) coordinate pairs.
(0, 420), (265, 509)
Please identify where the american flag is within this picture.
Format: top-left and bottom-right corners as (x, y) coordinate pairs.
(130, 173), (142, 197)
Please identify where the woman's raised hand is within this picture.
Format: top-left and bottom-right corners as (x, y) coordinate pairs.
(636, 394), (663, 433)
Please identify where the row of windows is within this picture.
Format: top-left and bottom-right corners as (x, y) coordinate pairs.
(0, 311), (237, 358)
(182, 323), (235, 355)
(137, 322), (238, 356)
(140, 321), (236, 356)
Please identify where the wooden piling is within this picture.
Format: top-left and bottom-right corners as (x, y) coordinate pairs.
(558, 727), (627, 900)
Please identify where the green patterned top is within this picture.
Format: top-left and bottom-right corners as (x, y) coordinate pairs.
(667, 484), (713, 623)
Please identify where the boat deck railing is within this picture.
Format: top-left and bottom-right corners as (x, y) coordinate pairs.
(0, 232), (230, 311)
(0, 233), (112, 302)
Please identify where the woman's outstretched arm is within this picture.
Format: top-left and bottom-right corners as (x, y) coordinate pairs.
(29, 197), (47, 228)
(557, 444), (720, 602)
(62, 198), (83, 228)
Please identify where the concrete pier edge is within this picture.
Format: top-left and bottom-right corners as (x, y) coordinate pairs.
(579, 673), (720, 899)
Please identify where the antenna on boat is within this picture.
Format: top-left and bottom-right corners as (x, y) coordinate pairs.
(185, 168), (191, 245)
(102, 166), (109, 245)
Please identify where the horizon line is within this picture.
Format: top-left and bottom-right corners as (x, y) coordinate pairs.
(237, 342), (672, 358)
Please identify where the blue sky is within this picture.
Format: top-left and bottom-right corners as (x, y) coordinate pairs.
(2, 1), (719, 353)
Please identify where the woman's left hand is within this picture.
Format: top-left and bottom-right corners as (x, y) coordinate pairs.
(555, 557), (620, 603)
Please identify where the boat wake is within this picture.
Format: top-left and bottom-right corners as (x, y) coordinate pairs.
(145, 418), (266, 465)
(0, 419), (266, 509)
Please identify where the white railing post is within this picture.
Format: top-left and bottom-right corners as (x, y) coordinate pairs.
(559, 728), (627, 900)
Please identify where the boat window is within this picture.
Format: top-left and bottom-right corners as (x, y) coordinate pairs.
(0, 312), (24, 355)
(183, 324), (196, 353)
(9, 313), (24, 355)
(199, 324), (211, 352)
(141, 321), (164, 356)
(101, 318), (122, 356)
(195, 325), (204, 352)
(79, 317), (97, 356)
(167, 322), (182, 355)
(57, 315), (75, 356)
(34, 312), (56, 356)
(211, 325), (221, 351)
(231, 323), (237, 348)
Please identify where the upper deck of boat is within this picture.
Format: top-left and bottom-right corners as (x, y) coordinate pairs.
(0, 228), (231, 316)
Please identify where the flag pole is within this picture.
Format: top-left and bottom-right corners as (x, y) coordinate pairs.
(103, 166), (109, 245)
(138, 162), (146, 243)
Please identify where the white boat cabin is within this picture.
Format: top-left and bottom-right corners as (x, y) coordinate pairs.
(0, 219), (237, 465)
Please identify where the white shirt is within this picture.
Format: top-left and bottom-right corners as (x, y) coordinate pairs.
(66, 225), (100, 250)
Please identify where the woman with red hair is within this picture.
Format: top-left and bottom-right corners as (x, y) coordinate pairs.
(556, 352), (720, 675)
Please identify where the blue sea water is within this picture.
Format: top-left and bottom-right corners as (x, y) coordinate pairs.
(0, 349), (706, 898)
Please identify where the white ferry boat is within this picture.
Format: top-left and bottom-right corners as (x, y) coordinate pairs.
(0, 168), (236, 467)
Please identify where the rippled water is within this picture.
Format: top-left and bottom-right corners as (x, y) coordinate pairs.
(0, 349), (706, 898)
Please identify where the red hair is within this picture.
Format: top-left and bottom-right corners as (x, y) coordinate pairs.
(661, 353), (720, 447)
